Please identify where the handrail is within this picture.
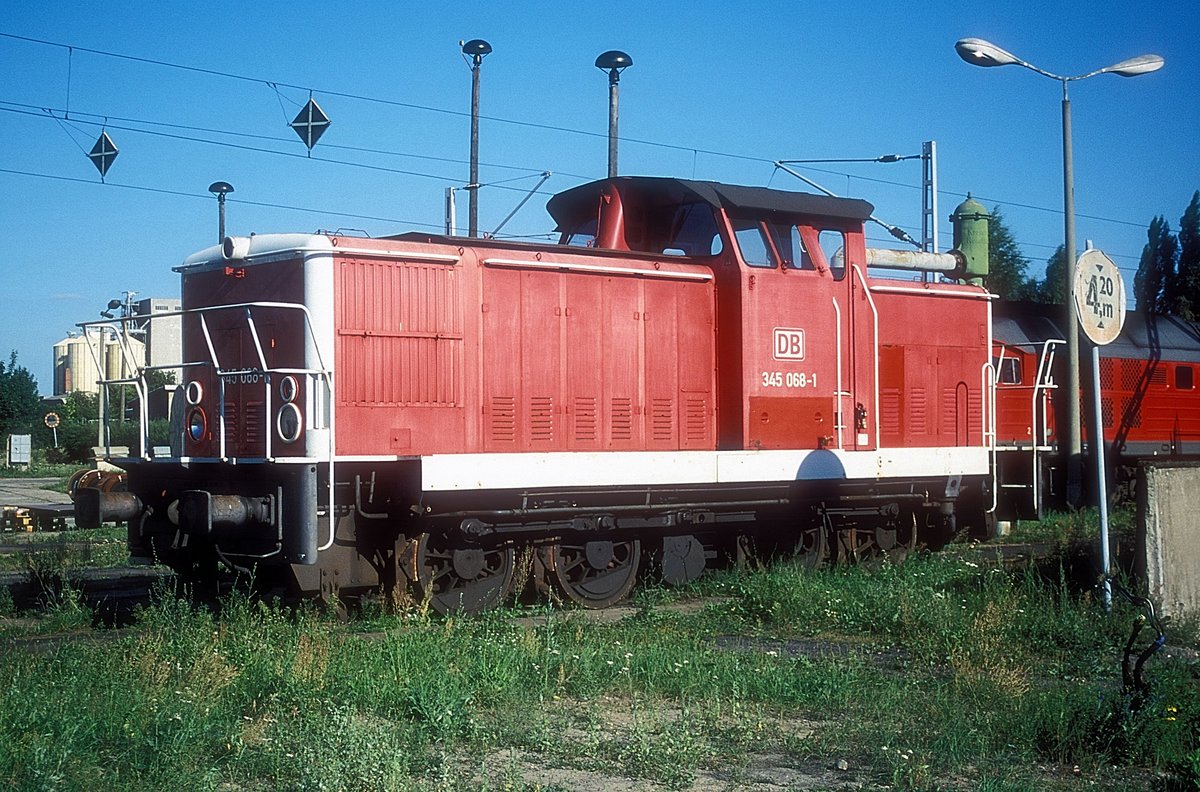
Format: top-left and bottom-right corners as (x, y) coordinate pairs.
(79, 299), (339, 555)
(983, 361), (998, 513)
(851, 265), (881, 446)
(831, 296), (845, 448)
(1030, 339), (1063, 513)
(482, 256), (714, 282)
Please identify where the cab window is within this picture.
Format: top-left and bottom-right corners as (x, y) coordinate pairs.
(732, 219), (777, 268)
(994, 356), (1023, 385)
(562, 217), (597, 247)
(776, 224), (816, 271)
(659, 202), (724, 256)
(819, 229), (847, 281)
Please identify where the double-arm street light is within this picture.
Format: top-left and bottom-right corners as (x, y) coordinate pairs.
(954, 38), (1163, 506)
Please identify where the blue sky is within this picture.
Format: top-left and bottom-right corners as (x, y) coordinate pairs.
(2, 1), (1197, 394)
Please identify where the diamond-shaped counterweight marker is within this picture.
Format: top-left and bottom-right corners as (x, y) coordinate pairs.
(88, 131), (118, 178)
(290, 98), (331, 150)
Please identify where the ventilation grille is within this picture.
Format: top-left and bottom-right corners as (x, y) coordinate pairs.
(244, 401), (264, 445)
(685, 398), (708, 444)
(1100, 358), (1116, 390)
(574, 397), (598, 442)
(1102, 397), (1114, 429)
(1121, 359), (1144, 391)
(968, 391), (982, 441)
(909, 389), (928, 435)
(881, 389), (902, 437)
(651, 398), (674, 442)
(490, 396), (516, 444)
(611, 398), (633, 442)
(530, 397), (554, 443)
(941, 389), (957, 437)
(223, 402), (238, 443)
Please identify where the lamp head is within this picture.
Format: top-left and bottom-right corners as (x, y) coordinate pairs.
(595, 50), (633, 72)
(461, 39), (492, 59)
(208, 181), (234, 196)
(1103, 53), (1165, 77)
(955, 38), (1020, 68)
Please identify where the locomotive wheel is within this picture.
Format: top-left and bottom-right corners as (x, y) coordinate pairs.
(661, 535), (706, 586)
(415, 533), (515, 615)
(788, 524), (829, 570)
(543, 538), (641, 608)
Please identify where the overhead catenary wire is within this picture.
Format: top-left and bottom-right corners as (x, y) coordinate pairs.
(0, 32), (1161, 233)
(0, 32), (1164, 265)
(0, 167), (446, 230)
(3, 99), (595, 181)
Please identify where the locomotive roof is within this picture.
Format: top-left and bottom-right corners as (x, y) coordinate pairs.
(546, 177), (875, 228)
(994, 300), (1200, 364)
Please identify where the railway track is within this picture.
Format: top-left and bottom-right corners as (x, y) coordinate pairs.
(0, 539), (1078, 628)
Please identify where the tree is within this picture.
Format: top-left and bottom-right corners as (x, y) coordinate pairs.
(1032, 245), (1068, 305)
(0, 351), (41, 438)
(986, 207), (1037, 300)
(1133, 216), (1178, 314)
(1172, 191), (1200, 320)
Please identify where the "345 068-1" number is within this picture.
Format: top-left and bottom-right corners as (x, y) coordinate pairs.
(761, 371), (816, 388)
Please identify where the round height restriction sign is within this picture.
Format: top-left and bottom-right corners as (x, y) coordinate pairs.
(1073, 249), (1126, 346)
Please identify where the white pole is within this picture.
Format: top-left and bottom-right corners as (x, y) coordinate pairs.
(1092, 339), (1112, 611)
(445, 187), (457, 236)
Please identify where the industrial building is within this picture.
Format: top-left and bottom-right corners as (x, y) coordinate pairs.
(53, 297), (181, 396)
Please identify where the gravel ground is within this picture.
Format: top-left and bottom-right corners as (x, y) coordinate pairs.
(0, 478), (72, 507)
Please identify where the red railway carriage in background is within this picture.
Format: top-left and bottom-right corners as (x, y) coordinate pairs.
(79, 176), (996, 611)
(993, 301), (1200, 519)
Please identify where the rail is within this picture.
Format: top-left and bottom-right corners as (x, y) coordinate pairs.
(992, 338), (1062, 515)
(983, 360), (998, 512)
(831, 296), (846, 447)
(851, 265), (881, 446)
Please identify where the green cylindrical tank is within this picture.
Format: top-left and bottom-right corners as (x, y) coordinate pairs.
(951, 194), (989, 286)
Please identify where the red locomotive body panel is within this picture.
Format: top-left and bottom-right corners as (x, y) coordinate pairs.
(334, 249), (470, 455)
(872, 285), (990, 450)
(330, 241), (717, 457)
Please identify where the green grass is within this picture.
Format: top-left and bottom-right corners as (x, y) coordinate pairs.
(0, 462), (82, 479)
(1000, 505), (1137, 548)
(1, 551), (1197, 791)
(0, 524), (129, 573)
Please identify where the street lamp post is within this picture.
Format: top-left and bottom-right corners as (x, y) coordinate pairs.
(954, 38), (1163, 507)
(208, 181), (234, 243)
(595, 50), (632, 179)
(461, 39), (492, 238)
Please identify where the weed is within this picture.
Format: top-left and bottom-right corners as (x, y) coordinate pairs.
(2, 545), (1198, 790)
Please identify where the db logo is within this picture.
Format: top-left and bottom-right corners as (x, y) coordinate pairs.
(773, 328), (805, 360)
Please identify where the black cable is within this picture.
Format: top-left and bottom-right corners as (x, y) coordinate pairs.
(0, 167), (445, 229)
(1108, 576), (1166, 712)
(0, 31), (1162, 231)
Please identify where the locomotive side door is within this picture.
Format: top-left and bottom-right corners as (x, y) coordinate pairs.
(831, 225), (877, 452)
(735, 218), (852, 450)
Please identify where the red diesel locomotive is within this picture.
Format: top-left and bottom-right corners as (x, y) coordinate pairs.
(79, 176), (1006, 611)
(992, 301), (1200, 519)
